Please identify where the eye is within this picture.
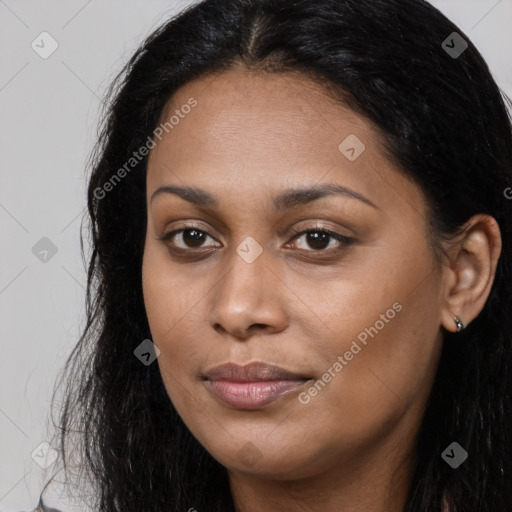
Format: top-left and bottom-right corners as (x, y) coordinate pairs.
(158, 226), (219, 250)
(158, 223), (354, 253)
(287, 224), (354, 252)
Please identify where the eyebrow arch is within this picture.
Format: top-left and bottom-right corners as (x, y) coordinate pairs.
(150, 183), (380, 211)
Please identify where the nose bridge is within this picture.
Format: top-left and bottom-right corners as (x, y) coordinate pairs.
(219, 236), (270, 306)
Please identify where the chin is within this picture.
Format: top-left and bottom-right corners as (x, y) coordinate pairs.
(205, 435), (335, 481)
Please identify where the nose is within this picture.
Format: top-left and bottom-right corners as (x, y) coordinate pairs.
(208, 245), (288, 340)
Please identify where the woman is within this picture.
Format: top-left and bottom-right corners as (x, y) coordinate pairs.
(36, 0), (512, 510)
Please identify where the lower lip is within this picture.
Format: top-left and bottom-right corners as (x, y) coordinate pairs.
(205, 379), (308, 409)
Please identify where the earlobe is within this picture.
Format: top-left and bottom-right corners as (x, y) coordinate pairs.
(453, 315), (464, 332)
(441, 311), (466, 333)
(440, 214), (502, 334)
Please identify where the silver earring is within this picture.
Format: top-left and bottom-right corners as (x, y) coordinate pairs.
(454, 316), (464, 332)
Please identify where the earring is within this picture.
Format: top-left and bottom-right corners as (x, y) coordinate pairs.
(454, 316), (464, 332)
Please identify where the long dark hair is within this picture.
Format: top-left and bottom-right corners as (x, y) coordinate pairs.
(38, 0), (512, 510)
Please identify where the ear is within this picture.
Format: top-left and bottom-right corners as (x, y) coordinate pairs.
(440, 214), (502, 333)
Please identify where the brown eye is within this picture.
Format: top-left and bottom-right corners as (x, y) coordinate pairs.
(158, 224), (354, 255)
(159, 227), (218, 250)
(288, 227), (354, 252)
(180, 229), (208, 248)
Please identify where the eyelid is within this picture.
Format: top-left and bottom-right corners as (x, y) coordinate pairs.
(288, 221), (354, 239)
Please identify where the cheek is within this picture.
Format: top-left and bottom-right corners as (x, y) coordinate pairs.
(142, 238), (206, 339)
(142, 241), (212, 404)
(297, 228), (435, 385)
(297, 257), (443, 449)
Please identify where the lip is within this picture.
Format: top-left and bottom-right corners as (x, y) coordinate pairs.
(204, 361), (310, 382)
(203, 362), (312, 410)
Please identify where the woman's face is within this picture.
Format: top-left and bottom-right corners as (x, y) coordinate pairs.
(142, 68), (447, 481)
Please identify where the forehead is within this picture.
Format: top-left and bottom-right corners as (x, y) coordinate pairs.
(146, 68), (423, 217)
(152, 68), (372, 164)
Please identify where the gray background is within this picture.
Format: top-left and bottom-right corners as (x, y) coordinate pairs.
(1, 1), (511, 510)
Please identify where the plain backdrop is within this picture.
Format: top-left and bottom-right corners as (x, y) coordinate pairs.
(1, 1), (511, 510)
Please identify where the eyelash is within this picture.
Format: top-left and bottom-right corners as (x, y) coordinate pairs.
(158, 223), (354, 255)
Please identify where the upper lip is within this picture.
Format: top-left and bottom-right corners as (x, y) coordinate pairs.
(203, 362), (310, 382)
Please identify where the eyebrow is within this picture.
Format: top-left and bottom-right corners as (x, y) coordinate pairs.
(150, 183), (380, 211)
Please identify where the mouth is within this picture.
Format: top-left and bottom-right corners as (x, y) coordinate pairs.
(202, 361), (312, 410)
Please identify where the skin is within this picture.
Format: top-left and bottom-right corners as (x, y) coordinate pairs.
(142, 66), (502, 512)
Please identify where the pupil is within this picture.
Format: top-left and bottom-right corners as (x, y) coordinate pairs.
(307, 231), (329, 250)
(183, 229), (205, 247)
